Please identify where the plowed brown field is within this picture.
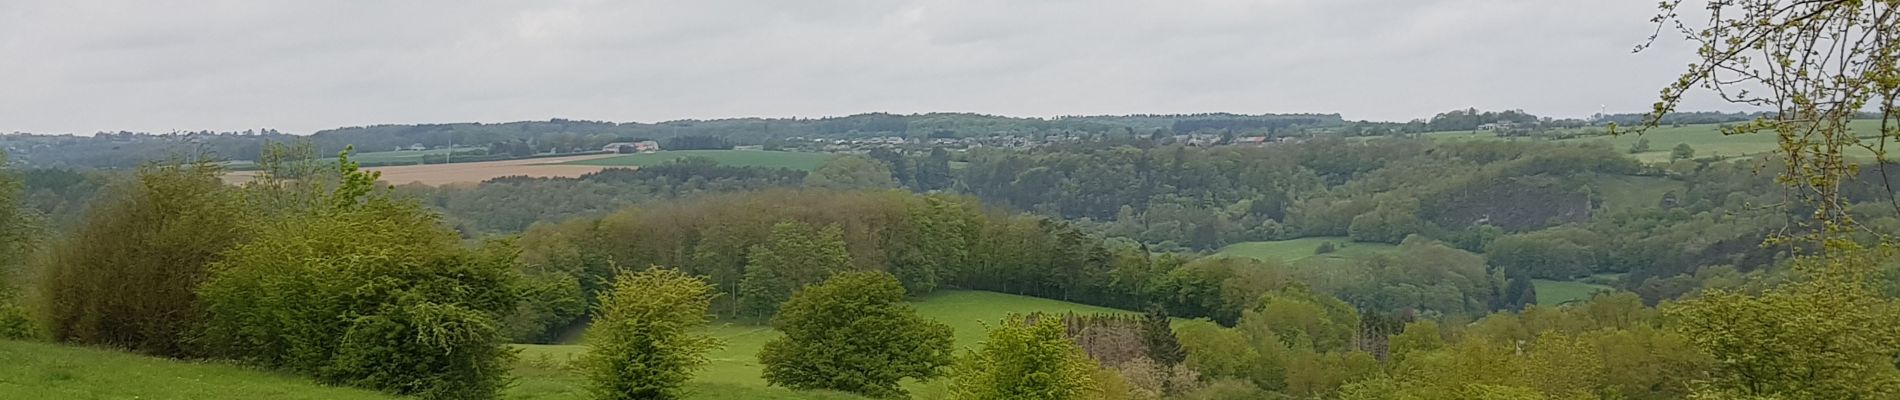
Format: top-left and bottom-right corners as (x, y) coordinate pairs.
(225, 153), (628, 186)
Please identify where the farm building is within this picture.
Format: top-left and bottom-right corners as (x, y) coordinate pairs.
(602, 140), (660, 153)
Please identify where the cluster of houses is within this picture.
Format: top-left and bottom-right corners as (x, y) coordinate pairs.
(1170, 134), (1300, 147)
(781, 134), (1098, 153)
(1477, 122), (1524, 131)
(388, 140), (661, 155)
(776, 132), (1302, 154)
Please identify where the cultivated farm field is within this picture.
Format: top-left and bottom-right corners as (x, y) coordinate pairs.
(565, 150), (834, 171)
(223, 153), (626, 186)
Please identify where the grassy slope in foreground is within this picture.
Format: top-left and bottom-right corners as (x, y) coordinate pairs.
(508, 290), (1134, 400)
(564, 150), (834, 171)
(0, 340), (395, 400)
(1213, 237), (1399, 268)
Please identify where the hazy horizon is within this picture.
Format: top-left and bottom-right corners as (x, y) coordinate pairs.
(3, 1), (1738, 135)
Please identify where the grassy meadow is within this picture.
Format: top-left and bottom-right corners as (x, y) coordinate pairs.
(1591, 174), (1685, 212)
(1531, 279), (1616, 305)
(1212, 237), (1399, 268)
(0, 340), (397, 400)
(565, 150), (834, 171)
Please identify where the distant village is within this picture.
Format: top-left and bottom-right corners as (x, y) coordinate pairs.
(772, 133), (1302, 154)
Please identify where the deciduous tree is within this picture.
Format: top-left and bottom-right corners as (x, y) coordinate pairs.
(582, 268), (722, 400)
(38, 159), (249, 356)
(738, 221), (851, 317)
(805, 154), (898, 190)
(948, 314), (1101, 400)
(759, 271), (954, 398)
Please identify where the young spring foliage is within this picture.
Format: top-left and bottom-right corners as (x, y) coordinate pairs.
(195, 152), (520, 399)
(581, 268), (722, 400)
(758, 271), (954, 399)
(1668, 241), (1900, 399)
(948, 314), (1101, 400)
(738, 220), (851, 318)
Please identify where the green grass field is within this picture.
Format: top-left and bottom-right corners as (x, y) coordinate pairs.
(564, 150), (834, 171)
(0, 340), (396, 400)
(1532, 279), (1615, 305)
(3, 290), (1139, 400)
(1212, 237), (1400, 268)
(1592, 174), (1685, 212)
(338, 148), (458, 164)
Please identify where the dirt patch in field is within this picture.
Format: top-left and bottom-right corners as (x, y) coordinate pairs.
(224, 153), (630, 186)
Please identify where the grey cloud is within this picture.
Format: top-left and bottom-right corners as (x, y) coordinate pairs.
(1, 0), (1717, 134)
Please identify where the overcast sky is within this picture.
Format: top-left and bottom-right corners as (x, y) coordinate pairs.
(0, 1), (1723, 134)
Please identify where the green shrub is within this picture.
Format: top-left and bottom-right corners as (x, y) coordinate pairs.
(197, 158), (518, 399)
(325, 302), (514, 399)
(760, 271), (954, 398)
(948, 314), (1101, 400)
(582, 268), (722, 400)
(37, 161), (249, 356)
(1314, 241), (1337, 255)
(0, 302), (34, 340)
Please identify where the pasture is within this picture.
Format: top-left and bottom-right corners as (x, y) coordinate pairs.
(1532, 279), (1616, 305)
(339, 148), (459, 165)
(1591, 174), (1685, 212)
(565, 150), (834, 171)
(0, 340), (395, 400)
(1212, 237), (1399, 268)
